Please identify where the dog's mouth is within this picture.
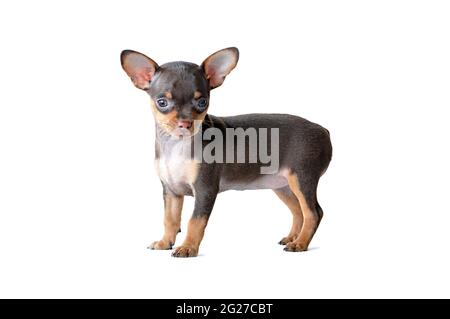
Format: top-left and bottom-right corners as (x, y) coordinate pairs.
(172, 120), (204, 138)
(173, 127), (193, 138)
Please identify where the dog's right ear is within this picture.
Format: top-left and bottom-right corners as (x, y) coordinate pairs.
(120, 50), (159, 90)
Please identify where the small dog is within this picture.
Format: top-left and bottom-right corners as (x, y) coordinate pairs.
(120, 47), (332, 257)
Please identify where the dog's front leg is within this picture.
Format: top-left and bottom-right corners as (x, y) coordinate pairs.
(172, 189), (217, 258)
(149, 187), (183, 250)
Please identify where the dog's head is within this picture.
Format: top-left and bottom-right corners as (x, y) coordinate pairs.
(121, 48), (239, 137)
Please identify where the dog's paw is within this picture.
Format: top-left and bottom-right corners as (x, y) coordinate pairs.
(148, 240), (173, 250)
(172, 245), (198, 258)
(278, 236), (297, 245)
(284, 242), (308, 252)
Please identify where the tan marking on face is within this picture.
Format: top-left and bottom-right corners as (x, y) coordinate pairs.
(286, 172), (319, 251)
(194, 91), (202, 99)
(274, 189), (303, 245)
(150, 99), (178, 134)
(150, 98), (207, 136)
(164, 91), (173, 99)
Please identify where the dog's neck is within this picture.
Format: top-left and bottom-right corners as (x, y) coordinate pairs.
(155, 123), (194, 160)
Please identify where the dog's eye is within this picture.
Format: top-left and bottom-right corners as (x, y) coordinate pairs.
(156, 98), (168, 108)
(197, 97), (208, 111)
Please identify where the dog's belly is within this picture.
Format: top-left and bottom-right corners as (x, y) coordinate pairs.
(156, 155), (289, 194)
(219, 174), (288, 192)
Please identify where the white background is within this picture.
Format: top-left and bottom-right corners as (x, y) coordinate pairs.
(0, 0), (449, 298)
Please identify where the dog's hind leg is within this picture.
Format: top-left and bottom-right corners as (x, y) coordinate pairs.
(284, 171), (322, 252)
(273, 186), (303, 245)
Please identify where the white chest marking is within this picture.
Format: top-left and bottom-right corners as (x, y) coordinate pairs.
(155, 141), (198, 194)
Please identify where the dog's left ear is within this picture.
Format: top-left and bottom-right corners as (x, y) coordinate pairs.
(201, 47), (239, 89)
(121, 50), (159, 90)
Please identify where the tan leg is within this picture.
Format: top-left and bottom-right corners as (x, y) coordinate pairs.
(285, 172), (319, 252)
(149, 194), (183, 250)
(273, 188), (303, 245)
(172, 216), (208, 257)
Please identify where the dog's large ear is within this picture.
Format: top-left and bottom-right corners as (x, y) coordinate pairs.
(120, 50), (159, 90)
(201, 47), (239, 89)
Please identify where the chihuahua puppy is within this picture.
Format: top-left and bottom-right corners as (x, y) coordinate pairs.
(121, 47), (332, 257)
